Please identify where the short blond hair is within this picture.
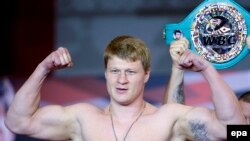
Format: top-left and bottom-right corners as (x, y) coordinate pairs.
(104, 35), (151, 72)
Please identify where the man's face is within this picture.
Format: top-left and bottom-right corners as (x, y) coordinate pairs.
(175, 32), (181, 40)
(239, 100), (250, 124)
(105, 56), (150, 105)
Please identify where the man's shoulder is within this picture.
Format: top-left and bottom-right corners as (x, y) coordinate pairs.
(150, 103), (190, 121)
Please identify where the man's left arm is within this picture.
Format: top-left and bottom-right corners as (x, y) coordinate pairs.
(163, 38), (189, 104)
(174, 50), (246, 140)
(201, 62), (246, 124)
(179, 50), (246, 125)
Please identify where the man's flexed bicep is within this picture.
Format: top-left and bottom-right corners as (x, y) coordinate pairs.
(175, 107), (226, 141)
(13, 105), (78, 140)
(5, 47), (74, 140)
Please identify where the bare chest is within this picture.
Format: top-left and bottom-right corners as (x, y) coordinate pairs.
(73, 116), (175, 141)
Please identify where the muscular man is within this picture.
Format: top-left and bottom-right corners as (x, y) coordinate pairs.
(6, 35), (245, 141)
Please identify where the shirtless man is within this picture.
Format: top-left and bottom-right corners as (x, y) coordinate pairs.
(5, 35), (245, 141)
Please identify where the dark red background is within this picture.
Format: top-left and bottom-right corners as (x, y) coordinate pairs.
(1, 0), (55, 77)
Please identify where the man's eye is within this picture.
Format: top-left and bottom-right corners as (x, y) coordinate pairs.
(110, 69), (119, 73)
(127, 70), (136, 75)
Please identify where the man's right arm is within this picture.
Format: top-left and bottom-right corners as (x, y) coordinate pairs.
(5, 47), (75, 140)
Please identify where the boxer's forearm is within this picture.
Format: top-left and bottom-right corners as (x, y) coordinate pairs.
(201, 65), (246, 124)
(164, 67), (185, 104)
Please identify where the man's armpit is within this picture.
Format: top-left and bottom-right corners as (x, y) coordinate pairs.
(188, 120), (210, 141)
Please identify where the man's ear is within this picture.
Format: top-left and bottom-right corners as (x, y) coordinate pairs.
(144, 70), (150, 83)
(104, 70), (107, 79)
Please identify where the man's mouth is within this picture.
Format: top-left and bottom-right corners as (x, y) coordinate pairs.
(116, 88), (128, 94)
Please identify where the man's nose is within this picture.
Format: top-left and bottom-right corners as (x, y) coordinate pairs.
(117, 72), (128, 84)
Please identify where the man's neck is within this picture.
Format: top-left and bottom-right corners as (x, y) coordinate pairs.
(109, 101), (146, 121)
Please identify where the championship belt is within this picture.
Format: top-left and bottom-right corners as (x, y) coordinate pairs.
(163, 0), (250, 69)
